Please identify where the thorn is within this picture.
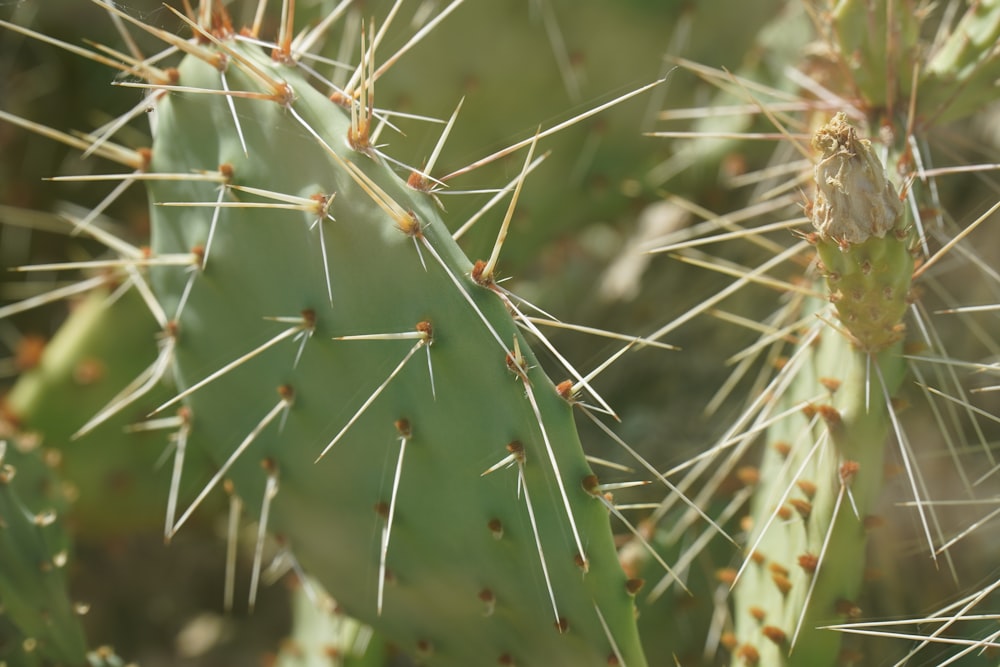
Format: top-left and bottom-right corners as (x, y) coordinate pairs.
(0, 110), (145, 168)
(593, 602), (626, 667)
(510, 337), (589, 572)
(0, 275), (111, 321)
(152, 315), (312, 416)
(161, 3), (295, 104)
(510, 446), (560, 626)
(451, 153), (549, 240)
(171, 387), (294, 537)
(378, 419), (411, 615)
(163, 408), (192, 543)
(222, 481), (241, 613)
(219, 68), (249, 157)
(73, 334), (177, 439)
(479, 128), (540, 284)
(409, 97), (464, 191)
(442, 79), (665, 182)
(249, 459), (280, 613)
(315, 330), (429, 462)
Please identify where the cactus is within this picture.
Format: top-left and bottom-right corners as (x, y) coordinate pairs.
(136, 12), (648, 663)
(1, 1), (1000, 666)
(728, 113), (915, 663)
(3, 287), (193, 538)
(0, 436), (87, 665)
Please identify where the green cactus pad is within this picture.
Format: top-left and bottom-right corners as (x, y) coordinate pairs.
(138, 12), (645, 667)
(0, 438), (88, 665)
(730, 310), (907, 667)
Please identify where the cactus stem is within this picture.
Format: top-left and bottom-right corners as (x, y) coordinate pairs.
(249, 459), (280, 612)
(377, 419), (410, 616)
(173, 387), (293, 536)
(732, 427), (828, 589)
(315, 336), (428, 462)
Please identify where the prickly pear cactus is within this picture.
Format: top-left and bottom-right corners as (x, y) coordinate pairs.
(0, 437), (87, 665)
(113, 6), (647, 666)
(728, 115), (914, 666)
(3, 287), (187, 538)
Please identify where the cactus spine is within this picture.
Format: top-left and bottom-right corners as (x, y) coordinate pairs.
(79, 5), (645, 666)
(2, 1), (1000, 665)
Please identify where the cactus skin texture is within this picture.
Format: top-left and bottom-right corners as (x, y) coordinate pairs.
(0, 438), (87, 665)
(3, 288), (190, 538)
(4, 2), (1000, 665)
(729, 114), (913, 667)
(132, 9), (645, 667)
(729, 319), (907, 666)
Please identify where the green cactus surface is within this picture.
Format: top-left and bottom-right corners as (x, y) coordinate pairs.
(0, 437), (87, 665)
(123, 8), (648, 667)
(730, 115), (915, 666)
(2, 1), (1000, 666)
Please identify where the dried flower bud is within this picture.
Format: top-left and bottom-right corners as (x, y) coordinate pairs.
(811, 113), (901, 244)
